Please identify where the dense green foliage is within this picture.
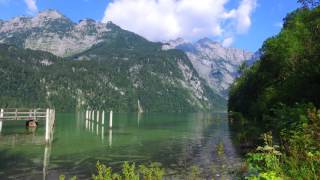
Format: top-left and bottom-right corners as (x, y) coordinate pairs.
(228, 6), (320, 179)
(298, 0), (320, 8)
(59, 161), (208, 180)
(245, 105), (320, 179)
(0, 24), (225, 112)
(229, 7), (320, 124)
(0, 44), (60, 108)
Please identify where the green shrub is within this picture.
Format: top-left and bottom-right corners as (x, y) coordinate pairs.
(91, 161), (164, 180)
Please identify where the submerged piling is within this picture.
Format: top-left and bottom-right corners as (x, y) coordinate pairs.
(109, 110), (113, 128)
(102, 111), (105, 125)
(0, 109), (3, 133)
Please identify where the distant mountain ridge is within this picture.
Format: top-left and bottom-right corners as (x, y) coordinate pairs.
(0, 10), (226, 112)
(163, 38), (254, 98)
(0, 9), (112, 57)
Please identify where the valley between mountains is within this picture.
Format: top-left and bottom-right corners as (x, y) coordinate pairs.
(0, 9), (255, 112)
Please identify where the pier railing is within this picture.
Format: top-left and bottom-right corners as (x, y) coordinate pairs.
(0, 108), (47, 120)
(0, 108), (55, 143)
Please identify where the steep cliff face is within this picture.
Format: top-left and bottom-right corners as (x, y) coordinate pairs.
(163, 38), (253, 98)
(0, 10), (111, 57)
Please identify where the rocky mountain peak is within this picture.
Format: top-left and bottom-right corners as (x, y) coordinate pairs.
(162, 38), (192, 51)
(197, 37), (215, 44)
(163, 37), (254, 98)
(78, 18), (96, 25)
(0, 10), (113, 57)
(196, 38), (222, 50)
(170, 37), (189, 45)
(36, 9), (66, 20)
(105, 21), (121, 30)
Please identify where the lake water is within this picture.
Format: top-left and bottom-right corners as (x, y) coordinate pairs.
(0, 112), (243, 179)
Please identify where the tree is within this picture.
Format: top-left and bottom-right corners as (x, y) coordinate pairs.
(298, 0), (320, 8)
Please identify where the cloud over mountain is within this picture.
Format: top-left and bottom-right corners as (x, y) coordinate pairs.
(102, 0), (256, 46)
(24, 0), (38, 14)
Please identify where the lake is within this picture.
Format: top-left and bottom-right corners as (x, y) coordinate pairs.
(0, 112), (243, 179)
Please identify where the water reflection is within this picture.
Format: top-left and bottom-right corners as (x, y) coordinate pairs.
(0, 112), (243, 179)
(43, 143), (52, 180)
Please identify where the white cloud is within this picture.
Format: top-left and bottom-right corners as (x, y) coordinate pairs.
(24, 0), (38, 14)
(102, 0), (257, 46)
(222, 37), (234, 47)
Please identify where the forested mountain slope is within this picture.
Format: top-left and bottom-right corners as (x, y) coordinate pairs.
(0, 27), (225, 112)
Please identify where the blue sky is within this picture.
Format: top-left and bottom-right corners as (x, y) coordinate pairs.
(0, 0), (300, 52)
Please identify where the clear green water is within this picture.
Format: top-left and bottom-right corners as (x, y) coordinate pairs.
(0, 112), (242, 179)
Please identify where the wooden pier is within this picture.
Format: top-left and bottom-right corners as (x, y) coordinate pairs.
(0, 108), (55, 143)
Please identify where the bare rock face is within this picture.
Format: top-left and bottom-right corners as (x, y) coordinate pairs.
(163, 38), (254, 98)
(0, 9), (111, 57)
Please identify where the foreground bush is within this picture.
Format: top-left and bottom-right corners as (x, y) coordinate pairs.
(60, 161), (164, 180)
(245, 105), (320, 179)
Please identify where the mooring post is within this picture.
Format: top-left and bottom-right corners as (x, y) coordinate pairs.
(33, 109), (36, 121)
(91, 111), (94, 132)
(102, 110), (105, 125)
(101, 125), (104, 141)
(88, 111), (91, 129)
(96, 122), (99, 135)
(0, 109), (3, 133)
(85, 110), (88, 129)
(109, 129), (112, 147)
(97, 110), (99, 123)
(45, 108), (50, 143)
(109, 110), (113, 128)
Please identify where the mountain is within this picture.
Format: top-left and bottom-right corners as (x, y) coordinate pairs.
(0, 10), (226, 112)
(163, 38), (254, 98)
(0, 9), (111, 57)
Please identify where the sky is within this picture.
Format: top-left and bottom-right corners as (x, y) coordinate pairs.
(0, 0), (300, 52)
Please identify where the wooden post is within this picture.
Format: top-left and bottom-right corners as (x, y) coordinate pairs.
(109, 110), (113, 128)
(85, 110), (88, 129)
(101, 126), (104, 141)
(97, 110), (99, 123)
(96, 122), (99, 135)
(0, 109), (3, 133)
(91, 111), (94, 132)
(43, 142), (52, 180)
(33, 109), (36, 121)
(109, 129), (112, 147)
(102, 111), (105, 125)
(45, 108), (50, 143)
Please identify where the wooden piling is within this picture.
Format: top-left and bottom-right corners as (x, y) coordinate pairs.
(97, 110), (99, 123)
(91, 111), (94, 132)
(45, 109), (50, 142)
(109, 129), (112, 147)
(101, 125), (104, 141)
(0, 108), (55, 142)
(102, 111), (105, 125)
(0, 109), (3, 133)
(109, 110), (113, 128)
